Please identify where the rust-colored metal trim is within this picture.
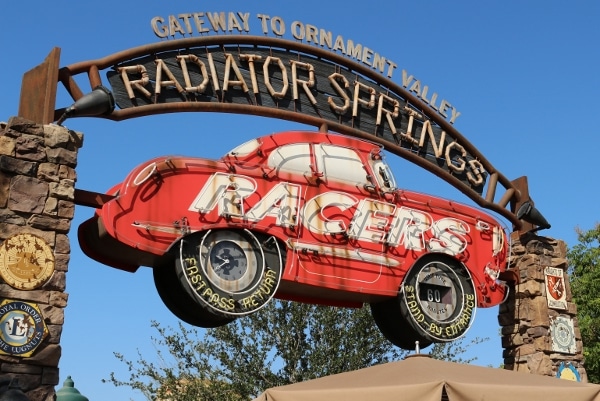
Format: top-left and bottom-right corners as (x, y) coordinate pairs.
(510, 176), (534, 233)
(499, 268), (520, 284)
(74, 188), (116, 208)
(20, 36), (533, 229)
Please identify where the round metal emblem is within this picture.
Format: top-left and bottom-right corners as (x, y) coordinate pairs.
(0, 299), (48, 356)
(550, 315), (576, 354)
(0, 233), (55, 290)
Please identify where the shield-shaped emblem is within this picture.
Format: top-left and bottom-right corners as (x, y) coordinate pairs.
(546, 274), (564, 300)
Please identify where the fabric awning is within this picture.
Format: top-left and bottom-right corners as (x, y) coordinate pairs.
(253, 355), (600, 401)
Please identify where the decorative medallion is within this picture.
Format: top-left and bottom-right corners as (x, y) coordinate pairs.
(544, 266), (567, 310)
(557, 361), (581, 381)
(0, 233), (55, 290)
(550, 315), (576, 354)
(0, 300), (48, 357)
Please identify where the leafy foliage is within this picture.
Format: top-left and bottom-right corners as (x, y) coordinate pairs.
(568, 223), (600, 383)
(105, 301), (486, 400)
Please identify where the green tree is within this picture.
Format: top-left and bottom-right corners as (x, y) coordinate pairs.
(568, 223), (600, 383)
(105, 300), (485, 400)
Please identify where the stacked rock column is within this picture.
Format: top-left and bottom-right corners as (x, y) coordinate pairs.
(0, 116), (82, 400)
(500, 231), (586, 381)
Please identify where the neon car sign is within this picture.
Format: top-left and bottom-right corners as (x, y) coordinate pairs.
(78, 131), (509, 349)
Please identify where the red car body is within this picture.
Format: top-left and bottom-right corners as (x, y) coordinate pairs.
(79, 131), (509, 348)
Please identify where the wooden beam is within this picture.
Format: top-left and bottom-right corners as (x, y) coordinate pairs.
(18, 47), (61, 124)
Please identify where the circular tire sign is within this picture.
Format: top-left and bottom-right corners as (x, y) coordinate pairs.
(177, 229), (282, 317)
(400, 256), (476, 342)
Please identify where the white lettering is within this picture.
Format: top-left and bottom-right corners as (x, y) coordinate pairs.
(188, 172), (256, 216)
(303, 192), (358, 234)
(428, 218), (469, 255)
(189, 173), (473, 257)
(245, 183), (301, 226)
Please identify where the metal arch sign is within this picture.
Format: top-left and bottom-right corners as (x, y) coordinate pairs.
(106, 40), (488, 187)
(18, 11), (534, 229)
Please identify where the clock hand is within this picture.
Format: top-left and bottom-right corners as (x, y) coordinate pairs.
(214, 258), (230, 271)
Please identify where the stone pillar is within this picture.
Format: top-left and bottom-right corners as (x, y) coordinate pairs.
(0, 117), (82, 400)
(500, 231), (586, 381)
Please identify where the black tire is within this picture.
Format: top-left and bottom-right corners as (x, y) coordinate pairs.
(371, 299), (432, 350)
(371, 255), (476, 348)
(175, 229), (283, 318)
(153, 260), (234, 328)
(400, 255), (477, 343)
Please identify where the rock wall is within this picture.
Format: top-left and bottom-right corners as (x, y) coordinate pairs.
(500, 231), (586, 381)
(0, 117), (82, 400)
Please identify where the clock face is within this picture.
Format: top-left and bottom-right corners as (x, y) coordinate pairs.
(199, 231), (260, 295)
(209, 240), (248, 281)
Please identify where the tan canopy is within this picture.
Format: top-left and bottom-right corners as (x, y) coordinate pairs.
(253, 355), (600, 401)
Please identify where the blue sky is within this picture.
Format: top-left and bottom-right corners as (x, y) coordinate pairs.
(1, 1), (599, 399)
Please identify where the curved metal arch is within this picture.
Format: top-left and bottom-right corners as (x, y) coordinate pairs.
(24, 36), (529, 228)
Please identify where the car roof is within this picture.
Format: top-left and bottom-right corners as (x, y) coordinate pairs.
(224, 131), (381, 162)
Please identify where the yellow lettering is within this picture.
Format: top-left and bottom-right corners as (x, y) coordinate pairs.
(418, 121), (446, 158)
(257, 14), (270, 34)
(466, 160), (485, 187)
(352, 81), (376, 117)
(439, 99), (452, 118)
(118, 65), (151, 100)
(178, 14), (193, 34)
(376, 93), (400, 135)
(206, 53), (220, 92)
(328, 73), (351, 114)
(291, 21), (304, 40)
(155, 59), (185, 95)
(168, 15), (186, 37)
(227, 12), (243, 32)
(319, 29), (333, 48)
(333, 35), (345, 53)
(223, 54), (249, 93)
(361, 46), (373, 66)
(305, 24), (318, 43)
(151, 16), (168, 38)
(271, 16), (285, 35)
(206, 12), (227, 32)
(240, 54), (263, 94)
(445, 142), (466, 173)
(372, 53), (386, 74)
(192, 13), (210, 33)
(346, 40), (362, 59)
(290, 60), (317, 105)
(263, 56), (288, 99)
(177, 55), (210, 93)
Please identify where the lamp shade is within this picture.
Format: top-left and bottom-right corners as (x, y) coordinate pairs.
(56, 377), (89, 401)
(56, 85), (115, 125)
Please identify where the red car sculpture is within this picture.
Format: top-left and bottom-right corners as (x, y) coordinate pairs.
(78, 131), (509, 349)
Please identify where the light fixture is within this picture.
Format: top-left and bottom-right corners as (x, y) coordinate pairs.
(516, 200), (551, 231)
(56, 85), (115, 125)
